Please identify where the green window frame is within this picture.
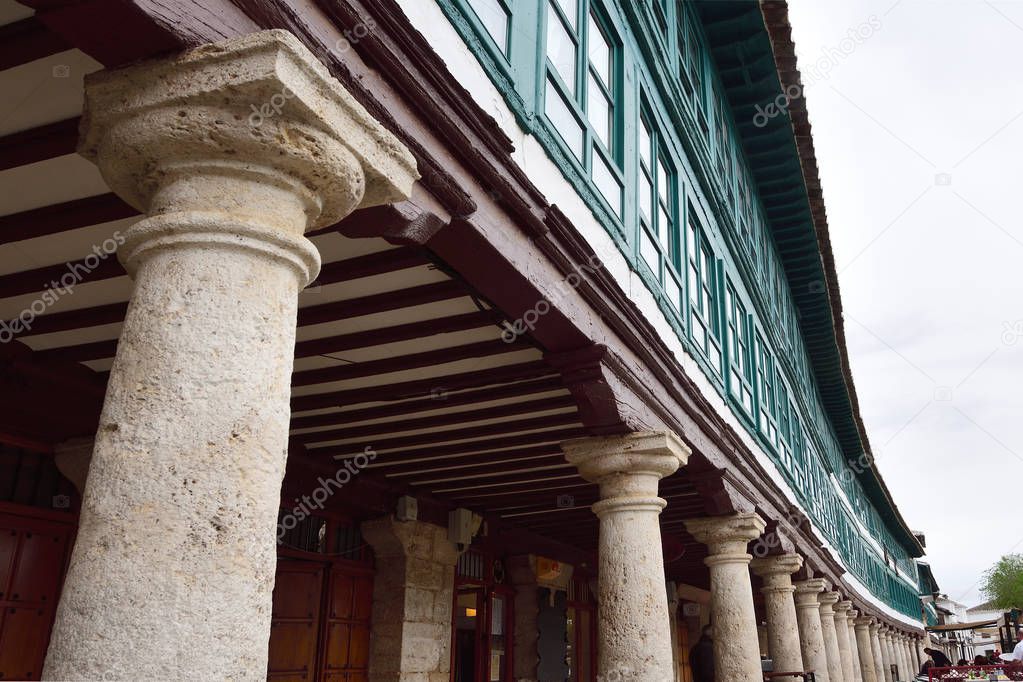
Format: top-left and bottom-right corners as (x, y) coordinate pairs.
(687, 214), (722, 374)
(725, 281), (754, 416)
(638, 105), (682, 310)
(776, 375), (792, 469)
(676, 4), (706, 123)
(755, 332), (778, 447)
(541, 0), (623, 217)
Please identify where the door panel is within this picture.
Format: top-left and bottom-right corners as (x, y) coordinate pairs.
(268, 562), (324, 682)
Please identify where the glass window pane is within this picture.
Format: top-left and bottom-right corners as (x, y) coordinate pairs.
(639, 171), (652, 224)
(545, 78), (583, 158)
(658, 206), (671, 251)
(665, 271), (682, 311)
(554, 0), (577, 30)
(592, 147), (621, 216)
(470, 0), (509, 54)
(587, 13), (610, 86)
(640, 117), (652, 169)
(657, 159), (669, 203)
(547, 3), (576, 94)
(588, 74), (610, 149)
(641, 227), (659, 277)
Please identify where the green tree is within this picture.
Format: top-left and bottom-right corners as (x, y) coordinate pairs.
(981, 554), (1023, 609)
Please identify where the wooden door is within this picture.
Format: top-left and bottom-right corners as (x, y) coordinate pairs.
(267, 559), (373, 682)
(0, 508), (75, 681)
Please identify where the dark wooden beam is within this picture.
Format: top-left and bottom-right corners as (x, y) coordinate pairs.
(386, 453), (566, 484)
(374, 444), (564, 476)
(292, 360), (556, 412)
(315, 426), (584, 463)
(0, 117), (80, 171)
(297, 395), (574, 442)
(290, 377), (564, 430)
(408, 461), (575, 488)
(0, 194), (137, 248)
(300, 412), (579, 452)
(0, 16), (71, 71)
(291, 338), (527, 389)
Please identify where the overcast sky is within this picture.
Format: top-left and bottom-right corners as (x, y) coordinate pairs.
(785, 0), (1023, 608)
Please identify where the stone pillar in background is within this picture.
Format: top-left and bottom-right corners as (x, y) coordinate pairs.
(819, 592), (846, 682)
(563, 432), (690, 682)
(42, 29), (417, 682)
(53, 438), (93, 494)
(846, 608), (864, 682)
(870, 621), (890, 682)
(833, 600), (857, 682)
(794, 579), (831, 682)
(362, 517), (460, 682)
(854, 617), (879, 682)
(685, 514), (768, 682)
(881, 628), (897, 682)
(508, 555), (539, 682)
(750, 553), (806, 676)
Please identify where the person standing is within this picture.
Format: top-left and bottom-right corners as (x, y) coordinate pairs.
(690, 625), (715, 682)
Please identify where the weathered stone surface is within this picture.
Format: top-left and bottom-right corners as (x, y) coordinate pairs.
(751, 553), (804, 676)
(833, 601), (857, 682)
(686, 513), (767, 682)
(847, 609), (864, 682)
(563, 431), (690, 682)
(854, 617), (880, 682)
(362, 517), (458, 682)
(42, 29), (416, 682)
(870, 621), (888, 682)
(819, 592), (846, 682)
(794, 579), (831, 682)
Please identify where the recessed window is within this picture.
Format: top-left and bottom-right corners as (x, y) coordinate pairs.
(687, 213), (721, 372)
(638, 107), (679, 299)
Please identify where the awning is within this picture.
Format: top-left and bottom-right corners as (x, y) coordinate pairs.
(926, 620), (999, 632)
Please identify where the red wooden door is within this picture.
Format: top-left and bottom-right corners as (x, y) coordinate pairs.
(0, 508), (75, 681)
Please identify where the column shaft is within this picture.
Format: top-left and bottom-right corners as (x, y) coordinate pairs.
(751, 554), (805, 676)
(819, 593), (846, 682)
(847, 611), (864, 682)
(870, 624), (889, 682)
(685, 514), (767, 682)
(833, 602), (857, 682)
(564, 432), (690, 682)
(794, 579), (830, 682)
(41, 31), (416, 682)
(854, 619), (879, 682)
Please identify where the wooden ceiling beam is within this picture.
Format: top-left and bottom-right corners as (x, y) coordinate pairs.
(292, 360), (557, 412)
(290, 377), (564, 430)
(0, 16), (71, 71)
(296, 395), (574, 442)
(372, 443), (563, 475)
(0, 117), (80, 171)
(0, 194), (137, 247)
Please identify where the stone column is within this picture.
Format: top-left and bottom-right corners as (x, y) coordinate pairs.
(42, 30), (417, 682)
(684, 514), (767, 682)
(846, 609), (864, 682)
(750, 553), (806, 677)
(508, 555), (540, 682)
(563, 432), (690, 682)
(854, 617), (879, 682)
(870, 622), (889, 682)
(895, 634), (909, 680)
(794, 579), (831, 682)
(833, 601), (857, 682)
(667, 582), (681, 682)
(819, 592), (846, 682)
(882, 628), (897, 681)
(362, 517), (459, 682)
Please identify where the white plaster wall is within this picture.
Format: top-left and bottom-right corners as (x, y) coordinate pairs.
(396, 0), (924, 629)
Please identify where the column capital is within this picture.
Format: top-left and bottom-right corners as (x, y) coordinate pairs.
(80, 29), (418, 284)
(835, 600), (853, 615)
(751, 552), (803, 578)
(855, 616), (875, 629)
(869, 620), (882, 633)
(684, 513), (766, 561)
(793, 578), (828, 606)
(819, 591), (842, 611)
(847, 608), (860, 619)
(562, 430), (690, 481)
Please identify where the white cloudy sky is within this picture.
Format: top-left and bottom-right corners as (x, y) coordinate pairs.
(785, 0), (1023, 607)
